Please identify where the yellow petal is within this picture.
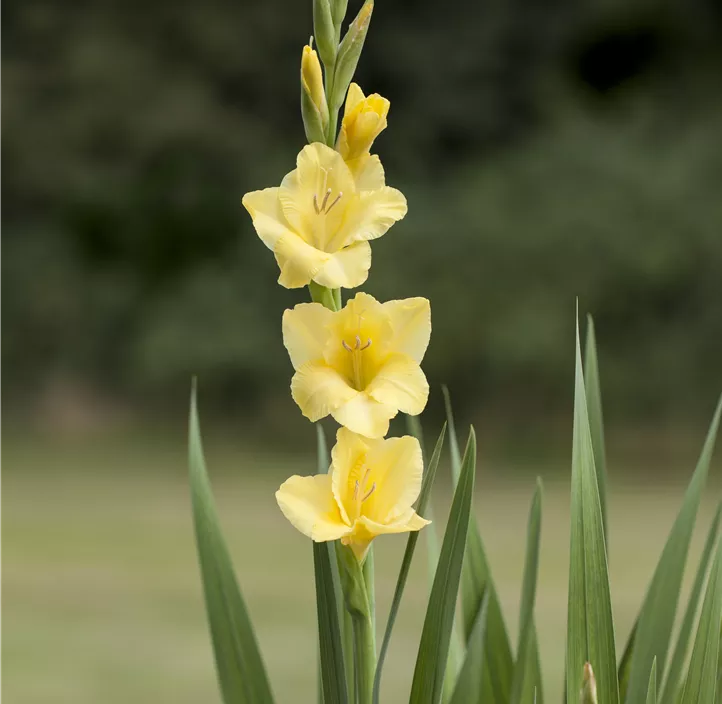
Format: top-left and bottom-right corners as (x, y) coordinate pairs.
(291, 362), (358, 422)
(282, 303), (334, 369)
(313, 240), (372, 289)
(337, 84), (390, 161)
(344, 82), (366, 114)
(274, 234), (331, 288)
(332, 391), (397, 438)
(347, 154), (386, 191)
(356, 510), (430, 537)
(337, 186), (407, 246)
(362, 435), (423, 523)
(367, 354), (429, 415)
(276, 474), (351, 541)
(242, 187), (293, 250)
(279, 143), (355, 241)
(342, 509), (430, 559)
(383, 297), (431, 363)
(330, 427), (372, 524)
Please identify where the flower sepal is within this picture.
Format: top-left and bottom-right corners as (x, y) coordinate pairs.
(335, 541), (371, 618)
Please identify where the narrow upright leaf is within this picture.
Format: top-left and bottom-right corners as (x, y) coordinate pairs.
(679, 535), (722, 704)
(189, 384), (275, 704)
(625, 396), (722, 704)
(373, 425), (446, 704)
(443, 387), (514, 703)
(405, 414), (463, 702)
(661, 503), (722, 704)
(584, 315), (608, 542)
(510, 479), (544, 704)
(566, 318), (619, 704)
(646, 659), (657, 704)
(314, 425), (350, 704)
(409, 429), (477, 704)
(449, 590), (490, 704)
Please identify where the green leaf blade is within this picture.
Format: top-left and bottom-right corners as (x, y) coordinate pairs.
(510, 479), (544, 704)
(680, 534), (722, 704)
(646, 659), (657, 704)
(313, 425), (349, 704)
(189, 383), (275, 704)
(566, 318), (619, 704)
(625, 396), (722, 704)
(661, 502), (722, 704)
(409, 428), (477, 704)
(449, 590), (490, 704)
(443, 387), (514, 704)
(372, 424), (447, 704)
(584, 315), (608, 543)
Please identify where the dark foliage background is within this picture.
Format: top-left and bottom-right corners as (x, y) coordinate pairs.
(3, 0), (722, 437)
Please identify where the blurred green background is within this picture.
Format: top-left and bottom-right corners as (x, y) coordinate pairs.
(3, 0), (722, 700)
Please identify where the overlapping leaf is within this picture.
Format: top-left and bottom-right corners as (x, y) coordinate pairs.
(409, 429), (477, 704)
(624, 396), (721, 704)
(372, 424), (447, 704)
(443, 388), (514, 703)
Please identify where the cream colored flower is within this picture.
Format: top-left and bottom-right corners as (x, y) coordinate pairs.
(242, 143), (406, 289)
(283, 292), (431, 438)
(276, 428), (430, 559)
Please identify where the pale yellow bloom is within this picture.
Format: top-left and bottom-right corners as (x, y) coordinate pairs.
(242, 143), (406, 289)
(276, 427), (430, 559)
(301, 45), (328, 124)
(283, 292), (430, 438)
(337, 83), (390, 165)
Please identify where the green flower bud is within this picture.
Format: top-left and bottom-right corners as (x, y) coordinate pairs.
(331, 0), (348, 30)
(313, 0), (337, 69)
(330, 0), (373, 110)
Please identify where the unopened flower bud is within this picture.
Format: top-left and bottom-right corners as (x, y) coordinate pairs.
(313, 0), (337, 69)
(301, 44), (329, 143)
(330, 0), (373, 110)
(580, 662), (598, 704)
(331, 0), (348, 29)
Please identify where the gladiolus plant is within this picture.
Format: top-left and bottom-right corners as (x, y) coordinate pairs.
(188, 0), (722, 702)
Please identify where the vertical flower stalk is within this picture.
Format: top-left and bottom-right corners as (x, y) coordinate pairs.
(243, 0), (427, 701)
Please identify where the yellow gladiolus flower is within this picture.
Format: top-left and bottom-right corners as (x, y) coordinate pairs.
(276, 427), (431, 559)
(242, 143), (407, 289)
(337, 82), (390, 163)
(283, 291), (430, 438)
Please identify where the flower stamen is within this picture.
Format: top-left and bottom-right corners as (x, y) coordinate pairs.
(313, 189), (343, 215)
(361, 483), (376, 502)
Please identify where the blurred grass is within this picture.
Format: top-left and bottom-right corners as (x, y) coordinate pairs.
(2, 431), (720, 703)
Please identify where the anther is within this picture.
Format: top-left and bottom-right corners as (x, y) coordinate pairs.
(355, 335), (362, 349)
(353, 480), (360, 500)
(361, 483), (376, 502)
(320, 188), (332, 211)
(313, 194), (320, 214)
(325, 192), (343, 214)
(360, 338), (372, 351)
(342, 340), (352, 352)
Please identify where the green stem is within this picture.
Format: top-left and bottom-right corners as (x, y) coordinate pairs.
(309, 281), (339, 311)
(362, 546), (375, 639)
(352, 610), (375, 704)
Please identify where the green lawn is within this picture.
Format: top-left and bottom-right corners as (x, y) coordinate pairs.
(2, 432), (719, 703)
